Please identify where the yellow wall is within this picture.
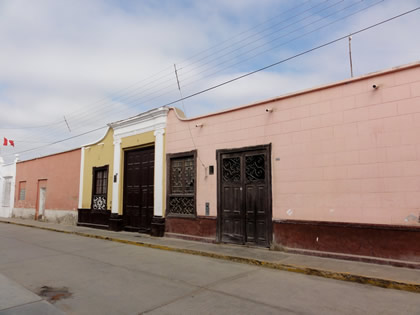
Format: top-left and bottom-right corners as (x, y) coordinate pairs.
(81, 128), (166, 216)
(81, 128), (114, 209)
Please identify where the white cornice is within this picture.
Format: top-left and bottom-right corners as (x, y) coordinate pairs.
(81, 127), (111, 148)
(111, 107), (168, 140)
(109, 107), (168, 130)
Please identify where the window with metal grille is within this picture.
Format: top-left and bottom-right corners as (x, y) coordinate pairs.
(92, 166), (108, 211)
(167, 151), (196, 217)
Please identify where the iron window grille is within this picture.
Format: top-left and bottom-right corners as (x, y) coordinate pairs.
(91, 166), (109, 211)
(167, 150), (197, 217)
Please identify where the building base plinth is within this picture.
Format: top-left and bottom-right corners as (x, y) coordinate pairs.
(150, 216), (165, 237)
(109, 214), (123, 231)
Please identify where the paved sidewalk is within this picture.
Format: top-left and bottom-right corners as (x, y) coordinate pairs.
(0, 218), (419, 294)
(0, 274), (64, 315)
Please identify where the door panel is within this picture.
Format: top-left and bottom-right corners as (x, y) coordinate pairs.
(35, 180), (47, 220)
(219, 147), (271, 247)
(220, 155), (244, 243)
(123, 146), (154, 232)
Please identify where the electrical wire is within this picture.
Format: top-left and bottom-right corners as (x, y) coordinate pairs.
(163, 6), (420, 108)
(5, 0), (339, 135)
(3, 3), (418, 158)
(0, 0), (360, 143)
(59, 0), (367, 130)
(176, 0), (383, 90)
(84, 0), (377, 119)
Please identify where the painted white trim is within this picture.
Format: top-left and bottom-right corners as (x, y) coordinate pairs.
(78, 147), (85, 209)
(113, 122), (166, 140)
(109, 107), (169, 216)
(111, 138), (122, 214)
(81, 127), (111, 148)
(111, 108), (168, 139)
(153, 128), (165, 217)
(110, 107), (168, 130)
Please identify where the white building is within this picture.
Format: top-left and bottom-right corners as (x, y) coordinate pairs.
(0, 155), (18, 218)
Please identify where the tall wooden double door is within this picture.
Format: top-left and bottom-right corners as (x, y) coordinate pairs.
(123, 146), (154, 233)
(217, 145), (271, 247)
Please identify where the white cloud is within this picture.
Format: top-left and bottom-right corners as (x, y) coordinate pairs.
(0, 0), (419, 162)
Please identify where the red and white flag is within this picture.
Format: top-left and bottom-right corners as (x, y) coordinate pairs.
(3, 137), (14, 147)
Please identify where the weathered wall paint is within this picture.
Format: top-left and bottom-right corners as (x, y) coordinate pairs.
(166, 62), (420, 226)
(82, 128), (114, 209)
(14, 149), (81, 212)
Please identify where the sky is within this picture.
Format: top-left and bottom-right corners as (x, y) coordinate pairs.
(0, 0), (419, 163)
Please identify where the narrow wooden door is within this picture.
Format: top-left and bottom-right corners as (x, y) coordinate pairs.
(35, 179), (47, 220)
(218, 145), (271, 247)
(38, 187), (47, 219)
(123, 146), (154, 232)
(220, 152), (244, 244)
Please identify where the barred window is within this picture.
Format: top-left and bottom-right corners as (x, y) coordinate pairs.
(92, 166), (108, 211)
(167, 151), (196, 217)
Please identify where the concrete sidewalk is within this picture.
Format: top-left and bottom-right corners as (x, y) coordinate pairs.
(0, 218), (419, 294)
(0, 274), (64, 315)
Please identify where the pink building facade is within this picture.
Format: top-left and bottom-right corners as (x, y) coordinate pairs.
(165, 62), (420, 264)
(13, 149), (81, 224)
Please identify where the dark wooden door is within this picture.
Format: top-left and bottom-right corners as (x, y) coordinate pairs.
(218, 146), (271, 247)
(123, 146), (154, 232)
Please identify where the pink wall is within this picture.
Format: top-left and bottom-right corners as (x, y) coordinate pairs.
(15, 149), (81, 211)
(166, 63), (420, 226)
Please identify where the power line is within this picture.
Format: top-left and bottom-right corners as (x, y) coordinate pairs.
(177, 0), (343, 79)
(3, 1), (339, 136)
(2, 0), (365, 143)
(67, 0), (369, 126)
(163, 6), (419, 106)
(4, 5), (419, 158)
(0, 120), (64, 130)
(177, 0), (383, 91)
(111, 0), (379, 115)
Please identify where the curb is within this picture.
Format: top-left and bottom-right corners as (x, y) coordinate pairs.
(2, 220), (419, 294)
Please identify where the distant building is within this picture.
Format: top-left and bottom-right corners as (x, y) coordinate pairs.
(0, 156), (18, 218)
(13, 149), (81, 224)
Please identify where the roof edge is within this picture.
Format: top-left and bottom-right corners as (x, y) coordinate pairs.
(170, 60), (420, 121)
(17, 147), (81, 164)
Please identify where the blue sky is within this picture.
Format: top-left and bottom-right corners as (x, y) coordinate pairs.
(0, 0), (419, 162)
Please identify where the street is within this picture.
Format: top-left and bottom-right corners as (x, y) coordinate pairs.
(0, 224), (419, 315)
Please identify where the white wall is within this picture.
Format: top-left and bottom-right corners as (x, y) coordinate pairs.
(0, 156), (18, 218)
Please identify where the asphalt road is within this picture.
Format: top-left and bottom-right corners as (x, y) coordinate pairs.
(0, 224), (419, 315)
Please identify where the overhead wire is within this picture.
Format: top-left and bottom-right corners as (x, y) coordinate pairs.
(2, 0), (378, 149)
(10, 1), (335, 136)
(44, 1), (329, 129)
(1, 0), (352, 142)
(85, 0), (374, 117)
(177, 0), (341, 78)
(5, 5), (419, 158)
(59, 0), (361, 129)
(176, 0), (382, 89)
(29, 0), (381, 145)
